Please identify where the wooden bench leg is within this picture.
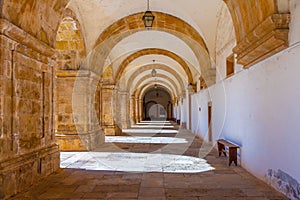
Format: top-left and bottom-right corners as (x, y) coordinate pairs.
(217, 142), (226, 157)
(229, 147), (237, 166)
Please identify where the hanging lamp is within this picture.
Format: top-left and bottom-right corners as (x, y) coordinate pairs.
(142, 0), (155, 29)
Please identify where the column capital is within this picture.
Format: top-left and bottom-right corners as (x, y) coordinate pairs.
(102, 84), (115, 90)
(118, 90), (128, 95)
(187, 83), (196, 94)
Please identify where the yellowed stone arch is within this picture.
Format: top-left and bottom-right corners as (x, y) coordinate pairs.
(133, 74), (180, 98)
(136, 82), (176, 102)
(115, 48), (194, 85)
(125, 64), (185, 93)
(90, 12), (212, 86)
(223, 0), (290, 67)
(94, 12), (207, 51)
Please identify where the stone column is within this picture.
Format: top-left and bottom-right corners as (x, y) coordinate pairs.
(177, 99), (181, 124)
(187, 84), (195, 130)
(135, 98), (140, 123)
(172, 99), (177, 121)
(180, 96), (187, 128)
(55, 70), (104, 151)
(138, 99), (143, 122)
(116, 91), (130, 129)
(101, 84), (120, 135)
(173, 102), (177, 121)
(130, 95), (136, 125)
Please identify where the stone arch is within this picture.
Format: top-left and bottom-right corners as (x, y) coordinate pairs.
(137, 83), (175, 102)
(55, 10), (87, 70)
(223, 0), (290, 67)
(136, 81), (177, 101)
(133, 74), (180, 97)
(94, 12), (207, 51)
(90, 11), (213, 86)
(115, 48), (193, 84)
(55, 8), (87, 55)
(125, 64), (185, 93)
(0, 1), (70, 46)
(142, 88), (173, 120)
(224, 0), (289, 42)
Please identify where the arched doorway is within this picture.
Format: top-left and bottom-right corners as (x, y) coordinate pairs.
(143, 87), (172, 121)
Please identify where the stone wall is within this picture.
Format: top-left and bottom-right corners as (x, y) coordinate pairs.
(0, 19), (59, 199)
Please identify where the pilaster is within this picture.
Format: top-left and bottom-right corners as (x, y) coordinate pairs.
(117, 91), (130, 129)
(101, 84), (120, 135)
(138, 99), (143, 122)
(55, 70), (104, 151)
(0, 19), (59, 199)
(130, 95), (136, 125)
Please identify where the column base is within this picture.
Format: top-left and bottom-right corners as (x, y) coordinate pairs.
(102, 125), (122, 136)
(56, 129), (105, 151)
(181, 122), (187, 129)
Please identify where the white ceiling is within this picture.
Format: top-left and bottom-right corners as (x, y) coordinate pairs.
(67, 0), (225, 96)
(107, 30), (199, 72)
(124, 55), (187, 81)
(67, 0), (223, 55)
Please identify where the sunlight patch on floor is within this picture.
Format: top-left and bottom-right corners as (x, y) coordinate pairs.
(122, 129), (178, 134)
(138, 121), (172, 124)
(131, 125), (175, 128)
(105, 136), (188, 144)
(60, 152), (214, 173)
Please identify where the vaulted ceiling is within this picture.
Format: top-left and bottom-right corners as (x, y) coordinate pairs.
(62, 0), (227, 99)
(0, 0), (289, 100)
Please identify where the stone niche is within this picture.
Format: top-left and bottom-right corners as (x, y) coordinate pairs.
(0, 19), (60, 199)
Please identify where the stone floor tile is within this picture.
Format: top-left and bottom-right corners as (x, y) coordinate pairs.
(82, 192), (107, 199)
(141, 178), (164, 187)
(139, 187), (165, 197)
(167, 198), (198, 200)
(139, 197), (166, 200)
(106, 192), (138, 199)
(8, 121), (288, 200)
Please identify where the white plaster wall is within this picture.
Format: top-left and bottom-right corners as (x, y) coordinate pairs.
(289, 0), (300, 45)
(191, 43), (300, 183)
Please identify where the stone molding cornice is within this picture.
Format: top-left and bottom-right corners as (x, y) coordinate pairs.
(56, 70), (91, 78)
(0, 18), (55, 58)
(233, 14), (290, 68)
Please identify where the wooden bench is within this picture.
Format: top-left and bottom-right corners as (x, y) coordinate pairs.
(217, 139), (240, 166)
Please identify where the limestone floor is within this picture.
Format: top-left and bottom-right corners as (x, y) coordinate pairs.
(10, 121), (288, 200)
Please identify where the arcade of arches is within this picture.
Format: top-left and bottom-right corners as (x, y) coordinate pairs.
(0, 0), (300, 199)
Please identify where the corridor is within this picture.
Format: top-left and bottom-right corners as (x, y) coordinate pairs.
(10, 122), (287, 200)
